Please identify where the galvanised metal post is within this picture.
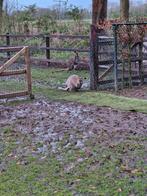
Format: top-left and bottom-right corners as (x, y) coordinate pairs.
(112, 24), (118, 92)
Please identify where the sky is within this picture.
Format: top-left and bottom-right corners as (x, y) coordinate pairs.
(17, 0), (146, 9)
(18, 0), (116, 9)
(18, 0), (92, 9)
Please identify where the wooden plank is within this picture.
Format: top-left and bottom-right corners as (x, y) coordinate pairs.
(0, 91), (28, 99)
(0, 69), (26, 76)
(0, 46), (24, 52)
(45, 36), (50, 66)
(6, 33), (11, 59)
(138, 42), (144, 84)
(98, 74), (147, 85)
(0, 34), (44, 38)
(0, 47), (27, 74)
(99, 64), (114, 80)
(24, 47), (33, 99)
(0, 34), (89, 39)
(39, 47), (90, 53)
(0, 33), (146, 40)
(1, 55), (147, 69)
(90, 25), (99, 90)
(49, 34), (89, 39)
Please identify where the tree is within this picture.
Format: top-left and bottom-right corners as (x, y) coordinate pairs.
(67, 6), (85, 32)
(0, 0), (4, 32)
(0, 0), (3, 17)
(120, 0), (130, 21)
(92, 0), (107, 25)
(16, 4), (37, 34)
(36, 13), (57, 33)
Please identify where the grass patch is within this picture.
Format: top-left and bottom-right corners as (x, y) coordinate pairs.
(0, 130), (146, 195)
(32, 67), (89, 85)
(33, 86), (147, 113)
(31, 67), (147, 113)
(0, 67), (147, 195)
(1, 67), (147, 113)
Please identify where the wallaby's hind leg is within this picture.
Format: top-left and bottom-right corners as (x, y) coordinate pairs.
(64, 87), (70, 91)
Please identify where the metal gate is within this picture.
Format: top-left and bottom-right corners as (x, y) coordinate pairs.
(90, 22), (147, 91)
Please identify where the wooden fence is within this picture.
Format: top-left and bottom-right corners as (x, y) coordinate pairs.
(0, 46), (34, 99)
(0, 30), (147, 91)
(0, 33), (89, 66)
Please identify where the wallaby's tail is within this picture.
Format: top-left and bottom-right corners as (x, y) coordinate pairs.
(58, 87), (69, 91)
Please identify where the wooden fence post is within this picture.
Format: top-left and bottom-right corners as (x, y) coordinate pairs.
(112, 24), (118, 92)
(6, 33), (10, 59)
(138, 41), (144, 84)
(90, 24), (98, 90)
(24, 47), (34, 99)
(45, 35), (50, 66)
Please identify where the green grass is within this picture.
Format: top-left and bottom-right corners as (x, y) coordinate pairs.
(32, 67), (89, 84)
(0, 67), (147, 195)
(1, 67), (147, 113)
(31, 67), (147, 113)
(34, 87), (147, 113)
(0, 126), (146, 195)
(0, 80), (26, 93)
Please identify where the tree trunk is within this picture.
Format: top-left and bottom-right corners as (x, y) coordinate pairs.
(0, 0), (3, 33)
(90, 25), (98, 90)
(120, 0), (129, 21)
(92, 0), (107, 25)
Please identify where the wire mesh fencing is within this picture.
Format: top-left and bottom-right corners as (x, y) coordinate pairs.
(0, 47), (33, 99)
(0, 33), (90, 69)
(113, 22), (147, 91)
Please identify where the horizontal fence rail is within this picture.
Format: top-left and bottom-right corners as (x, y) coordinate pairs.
(0, 33), (90, 67)
(0, 24), (147, 91)
(0, 33), (147, 65)
(0, 46), (34, 99)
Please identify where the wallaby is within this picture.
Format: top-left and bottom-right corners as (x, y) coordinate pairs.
(59, 75), (83, 91)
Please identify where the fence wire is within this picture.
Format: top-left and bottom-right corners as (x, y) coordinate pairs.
(0, 34), (90, 69)
(0, 62), (27, 97)
(113, 22), (147, 90)
(94, 22), (147, 90)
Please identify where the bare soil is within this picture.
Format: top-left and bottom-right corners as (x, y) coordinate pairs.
(0, 99), (147, 160)
(109, 85), (147, 100)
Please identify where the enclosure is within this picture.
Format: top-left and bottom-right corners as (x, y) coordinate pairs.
(90, 21), (147, 90)
(0, 21), (147, 99)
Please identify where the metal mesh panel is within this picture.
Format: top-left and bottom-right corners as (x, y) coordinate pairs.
(97, 35), (115, 88)
(95, 22), (147, 90)
(0, 34), (90, 69)
(49, 35), (90, 69)
(0, 63), (27, 96)
(114, 23), (147, 89)
(0, 47), (33, 99)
